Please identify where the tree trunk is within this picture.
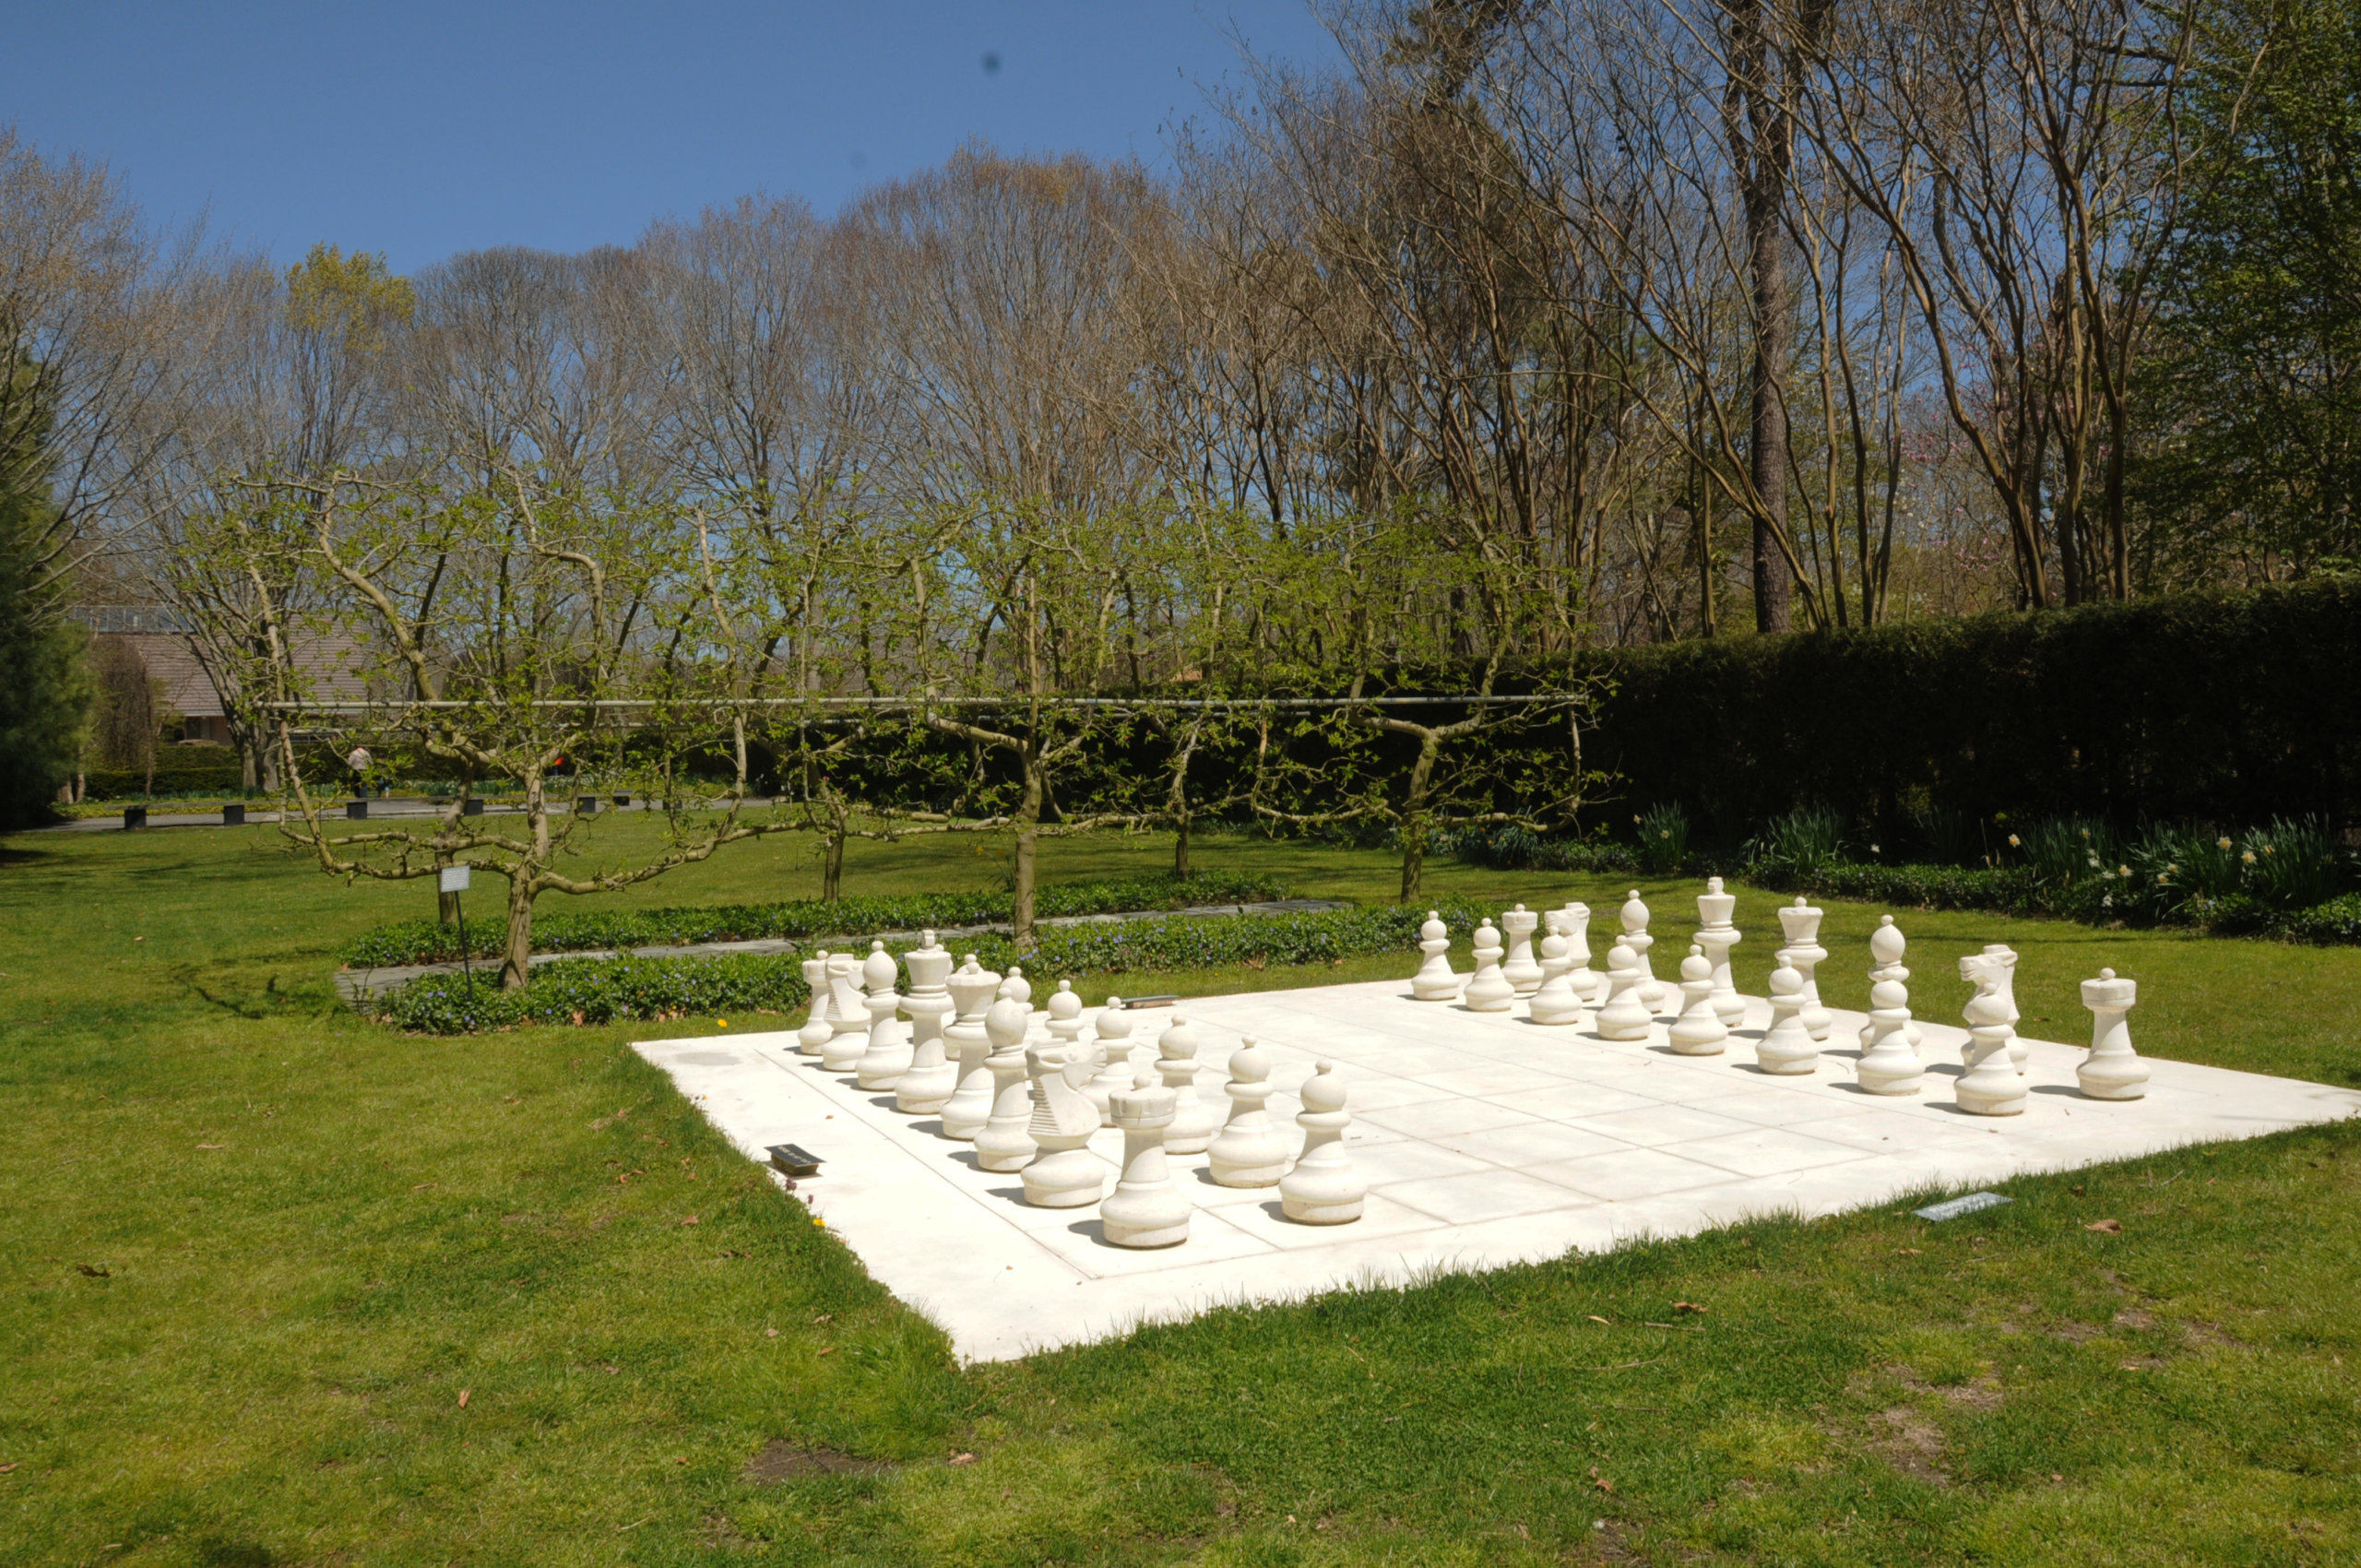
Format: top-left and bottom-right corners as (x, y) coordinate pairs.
(1172, 813), (1192, 880)
(1012, 755), (1044, 951)
(823, 825), (845, 902)
(500, 871), (536, 991)
(1397, 732), (1441, 904)
(1730, 0), (1797, 635)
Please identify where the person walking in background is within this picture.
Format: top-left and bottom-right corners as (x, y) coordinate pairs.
(346, 743), (372, 797)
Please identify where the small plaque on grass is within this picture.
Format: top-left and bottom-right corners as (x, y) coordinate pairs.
(767, 1144), (822, 1177)
(1915, 1191), (2012, 1222)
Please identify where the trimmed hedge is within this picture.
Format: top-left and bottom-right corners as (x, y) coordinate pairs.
(382, 953), (813, 1034)
(81, 749), (247, 800)
(343, 871), (1293, 968)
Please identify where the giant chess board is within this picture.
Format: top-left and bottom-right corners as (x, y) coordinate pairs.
(642, 980), (2361, 1362)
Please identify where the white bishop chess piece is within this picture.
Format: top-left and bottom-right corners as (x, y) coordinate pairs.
(1102, 1066), (1191, 1249)
(1855, 918), (1923, 1095)
(1595, 941), (1655, 1040)
(1695, 877), (1745, 1028)
(2078, 968), (2148, 1099)
(1775, 897), (1833, 1041)
(1955, 957), (2026, 1116)
(854, 943), (912, 1089)
(1620, 890), (1666, 1009)
(1501, 904), (1544, 996)
(796, 950), (834, 1056)
(936, 956), (1003, 1141)
(1667, 944), (1728, 1055)
(1157, 1013), (1223, 1155)
(1279, 1061), (1365, 1224)
(973, 995), (1039, 1171)
(1019, 1038), (1109, 1206)
(1083, 999), (1136, 1124)
(894, 932), (958, 1113)
(820, 949), (871, 1071)
(1755, 956), (1819, 1075)
(1411, 909), (1464, 1001)
(1206, 1039), (1292, 1187)
(1527, 928), (1584, 1026)
(1463, 920), (1515, 1012)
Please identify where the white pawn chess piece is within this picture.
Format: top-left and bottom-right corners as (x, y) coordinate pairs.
(997, 965), (1032, 1006)
(854, 943), (913, 1089)
(1955, 963), (2026, 1115)
(1776, 897), (1833, 1040)
(1083, 999), (1135, 1124)
(1045, 980), (1086, 1055)
(1560, 901), (1601, 1001)
(1463, 920), (1515, 1012)
(2078, 968), (2148, 1099)
(936, 956), (1003, 1140)
(1280, 1061), (1365, 1224)
(796, 950), (834, 1055)
(1410, 909), (1463, 1001)
(1206, 1038), (1292, 1187)
(894, 931), (959, 1113)
(1755, 957), (1819, 1075)
(1694, 876), (1745, 1028)
(1975, 944), (2028, 1071)
(973, 995), (1039, 1171)
(1528, 930), (1584, 1025)
(1666, 944), (1728, 1055)
(1620, 890), (1666, 1009)
(1157, 1013), (1222, 1155)
(1595, 941), (1655, 1040)
(1102, 1065), (1190, 1248)
(1501, 904), (1544, 996)
(1020, 1039), (1109, 1206)
(1537, 918), (1572, 985)
(1855, 920), (1923, 1094)
(820, 949), (870, 1070)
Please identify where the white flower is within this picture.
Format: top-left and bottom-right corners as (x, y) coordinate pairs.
(2242, 850), (2256, 864)
(1869, 843), (1880, 853)
(2217, 837), (2232, 850)
(2102, 894), (2114, 908)
(2008, 834), (2021, 847)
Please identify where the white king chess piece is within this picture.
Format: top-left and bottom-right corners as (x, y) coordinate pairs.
(1694, 876), (1745, 1028)
(1775, 897), (1833, 1041)
(1955, 955), (2027, 1116)
(893, 931), (958, 1113)
(2078, 967), (2148, 1099)
(1463, 920), (1515, 1012)
(1019, 1038), (1109, 1207)
(853, 943), (911, 1087)
(1755, 956), (1818, 1075)
(1666, 944), (1728, 1055)
(1279, 1061), (1365, 1224)
(1102, 1065), (1191, 1249)
(1410, 909), (1464, 1001)
(1855, 918), (1924, 1095)
(1206, 1038), (1292, 1187)
(936, 956), (1003, 1141)
(1501, 904), (1544, 996)
(1620, 890), (1666, 1009)
(1595, 941), (1655, 1040)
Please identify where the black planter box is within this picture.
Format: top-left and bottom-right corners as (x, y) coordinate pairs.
(123, 805), (147, 830)
(221, 803), (245, 826)
(460, 798), (484, 816)
(346, 799), (368, 820)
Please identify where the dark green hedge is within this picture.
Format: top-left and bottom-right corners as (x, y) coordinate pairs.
(382, 953), (813, 1033)
(81, 749), (248, 800)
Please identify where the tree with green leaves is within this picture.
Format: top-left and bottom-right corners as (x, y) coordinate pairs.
(0, 353), (89, 826)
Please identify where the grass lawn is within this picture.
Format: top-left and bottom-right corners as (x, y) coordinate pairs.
(4, 817), (2357, 1565)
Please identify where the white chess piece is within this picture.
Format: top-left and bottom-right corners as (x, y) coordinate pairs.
(1206, 1038), (1291, 1187)
(820, 949), (870, 1070)
(1974, 944), (2027, 1071)
(1045, 980), (1086, 1057)
(1855, 920), (1923, 1094)
(997, 965), (1032, 1006)
(1463, 920), (1514, 1012)
(1595, 941), (1655, 1040)
(1620, 890), (1666, 1008)
(796, 950), (834, 1055)
(973, 995), (1039, 1171)
(1956, 962), (2026, 1115)
(1528, 930), (1584, 1025)
(1537, 917), (1572, 984)
(936, 956), (1002, 1140)
(1695, 877), (1745, 1028)
(1666, 944), (1728, 1055)
(1776, 897), (1833, 1040)
(1410, 909), (1463, 1001)
(854, 943), (912, 1089)
(894, 931), (958, 1113)
(1020, 1039), (1109, 1206)
(1157, 1013), (1222, 1155)
(1083, 999), (1135, 1124)
(1102, 1065), (1190, 1248)
(1279, 1061), (1365, 1224)
(2078, 968), (2148, 1099)
(1501, 904), (1544, 996)
(1858, 916), (1922, 1054)
(1958, 946), (2023, 1073)
(1756, 957), (1818, 1075)
(1560, 901), (1601, 1001)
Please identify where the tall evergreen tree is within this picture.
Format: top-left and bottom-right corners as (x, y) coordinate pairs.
(0, 353), (90, 827)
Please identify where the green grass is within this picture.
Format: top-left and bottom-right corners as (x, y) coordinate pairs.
(4, 819), (2359, 1564)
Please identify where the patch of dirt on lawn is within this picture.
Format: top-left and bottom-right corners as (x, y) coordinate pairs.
(2112, 1308), (2154, 1330)
(1866, 1408), (1950, 1486)
(742, 1439), (893, 1482)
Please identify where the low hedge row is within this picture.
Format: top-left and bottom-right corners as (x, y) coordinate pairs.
(342, 870), (1292, 968)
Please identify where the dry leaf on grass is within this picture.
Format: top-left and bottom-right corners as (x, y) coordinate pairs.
(2085, 1218), (2123, 1234)
(1673, 1301), (1708, 1313)
(1586, 1314), (1611, 1325)
(949, 1452), (977, 1467)
(457, 1389), (469, 1408)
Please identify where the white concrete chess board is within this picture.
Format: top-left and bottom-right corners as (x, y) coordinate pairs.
(638, 980), (2361, 1362)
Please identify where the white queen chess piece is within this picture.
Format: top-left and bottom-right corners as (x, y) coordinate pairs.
(1279, 1061), (1365, 1224)
(973, 995), (1039, 1171)
(1595, 940), (1655, 1040)
(1620, 890), (1666, 1009)
(893, 931), (958, 1113)
(1102, 1066), (1191, 1249)
(1020, 1039), (1109, 1206)
(1157, 1013), (1223, 1155)
(1463, 920), (1515, 1012)
(1206, 1039), (1292, 1187)
(1083, 999), (1136, 1123)
(1775, 897), (1833, 1041)
(1755, 957), (1819, 1075)
(796, 950), (834, 1055)
(1667, 944), (1729, 1054)
(854, 943), (913, 1089)
(1527, 929), (1584, 1025)
(1501, 904), (1544, 996)
(2078, 968), (2148, 1099)
(936, 956), (1003, 1140)
(1410, 909), (1464, 1001)
(1955, 958), (2027, 1116)
(1855, 919), (1924, 1094)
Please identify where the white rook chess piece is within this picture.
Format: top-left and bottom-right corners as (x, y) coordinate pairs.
(1667, 944), (1728, 1054)
(1206, 1038), (1291, 1187)
(1103, 1066), (1190, 1248)
(1620, 890), (1666, 1009)
(1463, 920), (1515, 1012)
(1756, 956), (1818, 1075)
(1501, 905), (1544, 996)
(894, 932), (958, 1113)
(796, 950), (834, 1055)
(1695, 877), (1745, 1028)
(855, 943), (912, 1089)
(1595, 941), (1655, 1040)
(1280, 1062), (1365, 1224)
(1956, 959), (2027, 1116)
(820, 949), (870, 1071)
(1776, 897), (1832, 1040)
(1855, 919), (1923, 1095)
(1410, 909), (1463, 1001)
(1528, 929), (1584, 1026)
(973, 995), (1039, 1171)
(1157, 1014), (1222, 1155)
(936, 956), (1002, 1140)
(1083, 999), (1135, 1124)
(1560, 902), (1601, 1002)
(1020, 1039), (1109, 1206)
(2078, 968), (2148, 1099)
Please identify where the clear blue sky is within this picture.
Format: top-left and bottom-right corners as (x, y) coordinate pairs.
(3, 1), (1340, 272)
